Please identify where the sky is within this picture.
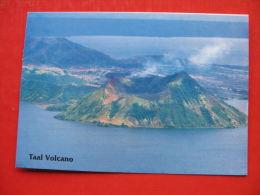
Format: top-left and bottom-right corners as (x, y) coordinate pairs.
(25, 12), (249, 66)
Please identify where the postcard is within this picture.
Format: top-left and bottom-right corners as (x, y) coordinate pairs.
(16, 12), (249, 175)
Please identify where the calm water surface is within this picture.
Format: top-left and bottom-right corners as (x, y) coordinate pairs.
(16, 102), (248, 175)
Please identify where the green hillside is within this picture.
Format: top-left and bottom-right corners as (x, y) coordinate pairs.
(55, 71), (247, 128)
(20, 79), (97, 104)
(22, 68), (87, 86)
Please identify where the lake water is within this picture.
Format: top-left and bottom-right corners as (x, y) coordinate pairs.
(16, 101), (248, 175)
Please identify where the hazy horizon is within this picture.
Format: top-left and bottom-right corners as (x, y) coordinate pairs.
(65, 36), (248, 66)
(25, 12), (248, 66)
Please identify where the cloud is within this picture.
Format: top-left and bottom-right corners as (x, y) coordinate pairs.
(190, 40), (231, 65)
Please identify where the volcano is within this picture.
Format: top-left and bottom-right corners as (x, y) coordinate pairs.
(55, 71), (247, 128)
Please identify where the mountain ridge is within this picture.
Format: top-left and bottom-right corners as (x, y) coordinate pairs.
(56, 71), (247, 128)
(23, 37), (141, 69)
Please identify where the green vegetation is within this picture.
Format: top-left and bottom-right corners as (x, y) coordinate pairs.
(55, 89), (105, 120)
(45, 103), (71, 111)
(212, 106), (231, 122)
(21, 79), (96, 104)
(127, 103), (156, 121)
(22, 68), (87, 86)
(200, 107), (215, 125)
(109, 100), (121, 119)
(56, 72), (248, 128)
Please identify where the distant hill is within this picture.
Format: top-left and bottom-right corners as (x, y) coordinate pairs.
(21, 79), (97, 104)
(56, 71), (247, 128)
(22, 67), (87, 86)
(23, 37), (140, 69)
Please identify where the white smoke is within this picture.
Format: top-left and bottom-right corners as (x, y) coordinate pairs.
(163, 52), (178, 62)
(129, 40), (233, 78)
(190, 40), (231, 65)
(129, 62), (158, 78)
(129, 52), (186, 78)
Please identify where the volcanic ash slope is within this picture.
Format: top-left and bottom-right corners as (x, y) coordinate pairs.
(55, 71), (247, 128)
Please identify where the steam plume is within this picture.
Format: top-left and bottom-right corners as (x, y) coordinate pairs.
(129, 62), (158, 78)
(190, 40), (231, 65)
